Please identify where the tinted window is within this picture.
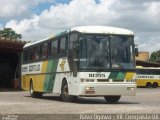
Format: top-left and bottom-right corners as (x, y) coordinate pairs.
(60, 37), (67, 55)
(39, 43), (48, 59)
(79, 35), (110, 70)
(51, 40), (58, 56)
(23, 49), (31, 62)
(23, 50), (27, 63)
(35, 46), (40, 60)
(42, 43), (48, 59)
(48, 42), (51, 57)
(110, 36), (134, 69)
(69, 33), (78, 50)
(31, 47), (36, 60)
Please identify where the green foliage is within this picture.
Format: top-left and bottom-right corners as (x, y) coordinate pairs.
(0, 28), (22, 39)
(149, 50), (160, 63)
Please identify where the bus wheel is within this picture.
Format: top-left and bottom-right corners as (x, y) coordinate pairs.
(30, 81), (43, 98)
(152, 82), (158, 88)
(104, 96), (121, 103)
(146, 82), (152, 88)
(61, 82), (77, 102)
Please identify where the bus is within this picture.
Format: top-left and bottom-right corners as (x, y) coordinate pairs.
(136, 66), (160, 88)
(21, 26), (137, 103)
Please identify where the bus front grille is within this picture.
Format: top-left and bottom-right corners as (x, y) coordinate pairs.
(97, 79), (109, 82)
(112, 79), (124, 82)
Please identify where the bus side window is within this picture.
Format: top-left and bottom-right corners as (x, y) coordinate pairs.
(69, 33), (78, 57)
(23, 50), (27, 63)
(51, 40), (58, 57)
(31, 47), (36, 61)
(68, 33), (78, 73)
(28, 49), (32, 61)
(59, 36), (67, 56)
(26, 49), (30, 62)
(39, 43), (48, 59)
(35, 46), (40, 60)
(39, 44), (43, 59)
(48, 42), (51, 57)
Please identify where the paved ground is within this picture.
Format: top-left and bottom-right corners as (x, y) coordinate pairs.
(0, 88), (160, 114)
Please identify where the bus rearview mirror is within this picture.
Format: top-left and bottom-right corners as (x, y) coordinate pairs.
(135, 45), (138, 57)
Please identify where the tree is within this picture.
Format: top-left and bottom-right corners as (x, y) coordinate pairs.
(149, 50), (160, 63)
(0, 28), (22, 39)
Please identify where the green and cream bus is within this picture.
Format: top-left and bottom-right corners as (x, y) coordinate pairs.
(21, 26), (137, 103)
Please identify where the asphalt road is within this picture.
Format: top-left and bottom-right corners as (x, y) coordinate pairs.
(0, 88), (160, 115)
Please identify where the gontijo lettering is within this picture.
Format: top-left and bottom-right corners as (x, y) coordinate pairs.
(29, 64), (40, 72)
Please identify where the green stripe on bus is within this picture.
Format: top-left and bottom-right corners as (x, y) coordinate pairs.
(43, 59), (58, 92)
(108, 72), (119, 79)
(109, 72), (126, 79)
(117, 72), (126, 79)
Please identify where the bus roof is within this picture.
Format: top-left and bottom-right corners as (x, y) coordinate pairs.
(70, 26), (134, 35)
(24, 26), (134, 48)
(24, 37), (50, 48)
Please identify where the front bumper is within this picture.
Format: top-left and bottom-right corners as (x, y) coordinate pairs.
(78, 83), (136, 97)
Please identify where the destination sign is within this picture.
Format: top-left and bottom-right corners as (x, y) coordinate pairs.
(22, 62), (42, 75)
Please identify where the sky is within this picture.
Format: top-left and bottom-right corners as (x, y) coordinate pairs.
(0, 0), (160, 53)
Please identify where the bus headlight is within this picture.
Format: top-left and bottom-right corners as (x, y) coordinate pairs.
(127, 87), (135, 91)
(86, 79), (95, 82)
(85, 87), (95, 94)
(85, 87), (94, 90)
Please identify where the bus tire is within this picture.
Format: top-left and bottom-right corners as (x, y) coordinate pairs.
(61, 81), (77, 102)
(152, 82), (158, 88)
(104, 96), (121, 103)
(30, 81), (43, 98)
(146, 82), (152, 88)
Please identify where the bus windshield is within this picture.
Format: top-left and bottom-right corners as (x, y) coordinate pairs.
(79, 34), (135, 70)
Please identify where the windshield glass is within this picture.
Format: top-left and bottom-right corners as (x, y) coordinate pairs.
(79, 34), (135, 70)
(79, 35), (110, 70)
(110, 36), (134, 69)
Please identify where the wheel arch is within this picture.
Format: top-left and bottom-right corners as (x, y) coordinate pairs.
(29, 78), (34, 90)
(61, 77), (69, 94)
(146, 82), (152, 88)
(62, 77), (68, 84)
(152, 82), (158, 88)
(29, 78), (33, 85)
